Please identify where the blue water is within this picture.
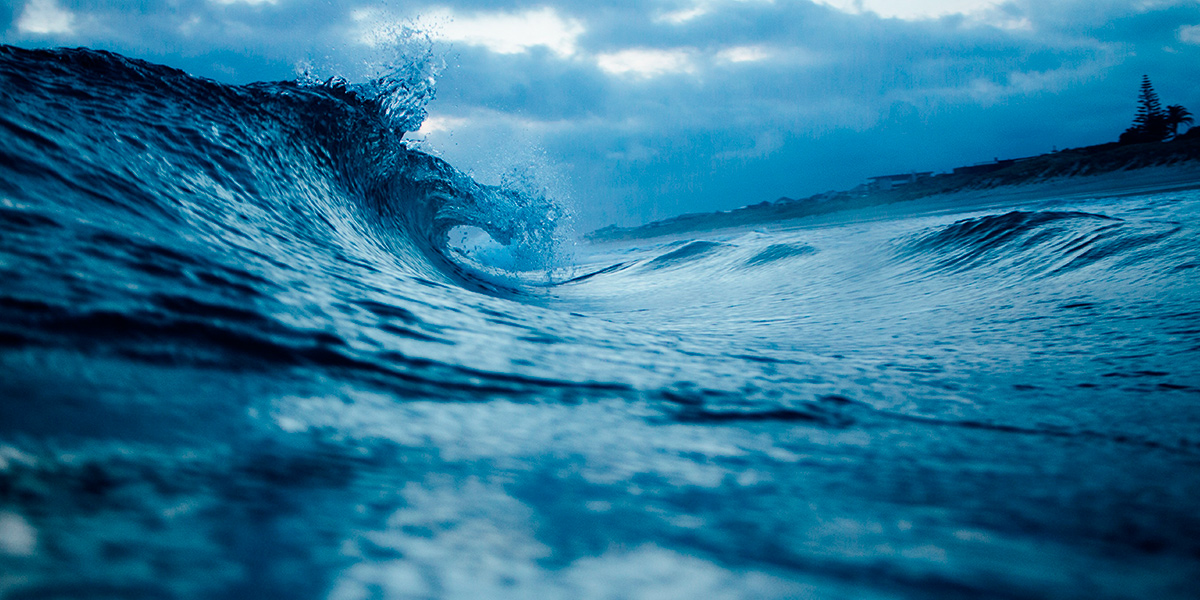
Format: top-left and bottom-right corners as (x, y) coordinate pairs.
(2, 46), (1199, 599)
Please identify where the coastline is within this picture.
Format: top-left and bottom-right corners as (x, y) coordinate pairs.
(792, 162), (1200, 230)
(587, 138), (1200, 242)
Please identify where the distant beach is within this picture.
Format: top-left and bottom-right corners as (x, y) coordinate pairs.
(588, 136), (1200, 241)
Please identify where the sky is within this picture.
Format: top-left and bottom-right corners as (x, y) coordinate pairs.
(3, 0), (1200, 228)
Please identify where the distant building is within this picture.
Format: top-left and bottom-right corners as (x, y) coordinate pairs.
(866, 172), (933, 191)
(952, 159), (1016, 176)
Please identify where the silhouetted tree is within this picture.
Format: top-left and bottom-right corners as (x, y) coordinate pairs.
(1120, 75), (1169, 143)
(1135, 76), (1164, 128)
(1165, 104), (1194, 138)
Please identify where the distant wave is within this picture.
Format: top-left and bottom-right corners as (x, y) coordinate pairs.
(746, 242), (818, 266)
(645, 240), (730, 269)
(903, 210), (1183, 276)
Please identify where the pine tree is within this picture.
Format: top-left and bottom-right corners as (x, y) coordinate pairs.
(1130, 75), (1168, 142)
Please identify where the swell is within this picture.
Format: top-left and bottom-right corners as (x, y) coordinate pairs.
(661, 385), (1200, 455)
(645, 241), (730, 269)
(903, 210), (1185, 277)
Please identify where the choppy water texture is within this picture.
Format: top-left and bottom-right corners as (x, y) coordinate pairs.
(2, 46), (1200, 599)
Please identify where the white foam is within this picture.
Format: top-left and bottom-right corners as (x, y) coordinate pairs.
(0, 512), (37, 557)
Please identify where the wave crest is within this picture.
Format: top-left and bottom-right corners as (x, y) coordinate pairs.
(905, 210), (1182, 277)
(0, 45), (568, 293)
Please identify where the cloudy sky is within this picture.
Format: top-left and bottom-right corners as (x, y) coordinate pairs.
(4, 0), (1200, 227)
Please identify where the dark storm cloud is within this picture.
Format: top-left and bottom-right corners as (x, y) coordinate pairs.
(4, 0), (358, 79)
(4, 0), (1199, 226)
(437, 45), (609, 120)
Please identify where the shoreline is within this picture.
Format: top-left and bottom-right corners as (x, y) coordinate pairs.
(580, 166), (1200, 249)
(795, 162), (1200, 229)
(587, 138), (1200, 242)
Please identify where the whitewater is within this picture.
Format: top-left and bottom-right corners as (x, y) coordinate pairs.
(1, 46), (1198, 599)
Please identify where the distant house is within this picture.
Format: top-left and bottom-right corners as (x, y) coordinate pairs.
(866, 172), (933, 191)
(952, 158), (1017, 176)
(950, 153), (1046, 175)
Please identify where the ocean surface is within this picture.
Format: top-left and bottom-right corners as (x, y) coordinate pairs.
(2, 46), (1199, 599)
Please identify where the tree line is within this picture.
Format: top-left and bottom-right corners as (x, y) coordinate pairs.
(1119, 75), (1195, 144)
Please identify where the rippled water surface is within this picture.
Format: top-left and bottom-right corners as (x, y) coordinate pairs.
(2, 46), (1199, 599)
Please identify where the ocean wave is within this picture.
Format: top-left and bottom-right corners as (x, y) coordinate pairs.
(903, 209), (1183, 276)
(0, 45), (567, 295)
(745, 242), (818, 266)
(645, 240), (731, 269)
